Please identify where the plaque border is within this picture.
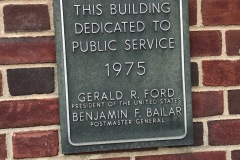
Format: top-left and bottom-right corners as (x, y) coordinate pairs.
(59, 0), (188, 146)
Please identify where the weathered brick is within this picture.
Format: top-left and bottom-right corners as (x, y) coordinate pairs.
(136, 151), (226, 160)
(0, 99), (59, 129)
(7, 67), (54, 96)
(192, 91), (224, 118)
(13, 130), (58, 159)
(191, 62), (199, 86)
(208, 119), (240, 145)
(92, 158), (130, 160)
(232, 150), (240, 160)
(0, 71), (2, 96)
(202, 0), (240, 25)
(193, 122), (203, 146)
(190, 31), (222, 57)
(0, 134), (7, 159)
(228, 90), (240, 114)
(203, 60), (240, 86)
(226, 30), (240, 56)
(189, 0), (197, 26)
(0, 37), (56, 65)
(4, 5), (50, 32)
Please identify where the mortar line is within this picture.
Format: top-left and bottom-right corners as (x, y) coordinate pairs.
(6, 131), (13, 159)
(191, 56), (240, 61)
(0, 0), (49, 6)
(0, 94), (59, 102)
(197, 60), (203, 87)
(54, 66), (59, 95)
(226, 149), (231, 160)
(1, 68), (10, 98)
(0, 3), (4, 36)
(193, 114), (240, 122)
(0, 63), (56, 70)
(58, 129), (63, 157)
(190, 25), (240, 31)
(202, 119), (209, 146)
(221, 30), (227, 57)
(223, 90), (229, 116)
(47, 0), (55, 32)
(0, 125), (60, 134)
(196, 0), (203, 27)
(192, 86), (240, 91)
(0, 31), (54, 38)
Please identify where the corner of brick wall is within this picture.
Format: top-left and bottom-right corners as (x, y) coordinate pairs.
(0, 0), (240, 159)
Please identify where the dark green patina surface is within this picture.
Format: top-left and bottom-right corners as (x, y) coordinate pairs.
(54, 0), (193, 154)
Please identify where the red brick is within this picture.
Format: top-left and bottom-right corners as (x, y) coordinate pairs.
(192, 91), (224, 118)
(189, 0), (197, 26)
(92, 158), (130, 160)
(232, 150), (240, 160)
(202, 0), (240, 26)
(193, 122), (203, 146)
(226, 30), (240, 56)
(0, 99), (59, 129)
(13, 130), (58, 159)
(203, 60), (240, 86)
(228, 90), (240, 114)
(191, 62), (199, 86)
(0, 134), (7, 159)
(136, 151), (226, 160)
(190, 31), (222, 57)
(208, 119), (240, 145)
(0, 71), (2, 96)
(0, 37), (56, 64)
(7, 67), (54, 96)
(4, 5), (50, 32)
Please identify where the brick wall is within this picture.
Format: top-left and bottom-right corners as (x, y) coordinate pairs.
(0, 0), (240, 159)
